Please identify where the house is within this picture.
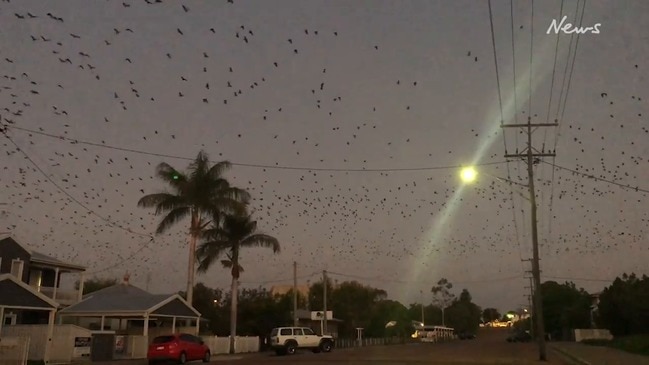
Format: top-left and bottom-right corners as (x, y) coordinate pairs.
(57, 276), (202, 360)
(0, 236), (86, 315)
(0, 273), (58, 363)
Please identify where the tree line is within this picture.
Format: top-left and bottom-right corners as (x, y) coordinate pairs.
(513, 273), (649, 340)
(181, 277), (484, 339)
(79, 276), (484, 339)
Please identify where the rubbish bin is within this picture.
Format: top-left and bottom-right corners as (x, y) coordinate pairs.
(90, 334), (115, 361)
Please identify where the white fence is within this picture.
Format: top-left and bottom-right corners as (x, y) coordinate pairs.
(0, 336), (30, 365)
(574, 329), (613, 342)
(335, 337), (410, 348)
(201, 336), (259, 354)
(1, 324), (92, 362)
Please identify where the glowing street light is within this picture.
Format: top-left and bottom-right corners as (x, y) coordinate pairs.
(460, 166), (477, 183)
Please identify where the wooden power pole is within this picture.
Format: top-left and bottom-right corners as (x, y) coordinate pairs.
(323, 270), (328, 335)
(293, 261), (298, 326)
(503, 117), (556, 361)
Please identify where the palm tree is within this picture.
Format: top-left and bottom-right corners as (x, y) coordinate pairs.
(137, 151), (249, 304)
(196, 213), (280, 354)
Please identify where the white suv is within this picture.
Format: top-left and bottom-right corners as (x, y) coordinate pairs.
(269, 327), (334, 355)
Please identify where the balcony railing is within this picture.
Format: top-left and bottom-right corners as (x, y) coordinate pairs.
(36, 286), (80, 305)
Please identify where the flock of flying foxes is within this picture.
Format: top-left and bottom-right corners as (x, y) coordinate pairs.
(0, 1), (646, 290)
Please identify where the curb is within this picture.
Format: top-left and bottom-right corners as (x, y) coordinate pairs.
(549, 345), (592, 365)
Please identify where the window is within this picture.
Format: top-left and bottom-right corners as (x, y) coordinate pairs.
(11, 259), (24, 279)
(152, 336), (174, 344)
(179, 334), (193, 342)
(293, 328), (303, 336)
(4, 312), (17, 326)
(279, 328), (292, 336)
(303, 328), (315, 335)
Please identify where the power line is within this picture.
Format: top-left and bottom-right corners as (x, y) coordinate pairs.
(542, 161), (649, 194)
(543, 275), (613, 283)
(544, 0), (565, 127)
(543, 0), (566, 257)
(1, 130), (154, 238)
(3, 124), (509, 172)
(548, 0), (585, 255)
(85, 237), (156, 275)
(510, 0), (529, 269)
(240, 271), (320, 285)
(326, 270), (524, 285)
(489, 0), (525, 274)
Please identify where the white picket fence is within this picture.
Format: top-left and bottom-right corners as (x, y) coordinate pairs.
(0, 336), (30, 365)
(201, 336), (259, 354)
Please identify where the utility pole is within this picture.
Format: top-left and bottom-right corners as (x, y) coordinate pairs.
(323, 270), (328, 335)
(503, 117), (555, 361)
(524, 272), (535, 338)
(293, 261), (298, 327)
(420, 290), (425, 325)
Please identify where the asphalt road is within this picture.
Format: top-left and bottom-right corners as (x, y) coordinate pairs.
(206, 328), (571, 365)
(96, 329), (570, 365)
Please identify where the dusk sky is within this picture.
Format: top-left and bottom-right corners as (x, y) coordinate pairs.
(1, 0), (647, 313)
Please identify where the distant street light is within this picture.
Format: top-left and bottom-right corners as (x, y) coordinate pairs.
(460, 167), (477, 183)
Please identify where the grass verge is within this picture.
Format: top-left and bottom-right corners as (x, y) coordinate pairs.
(582, 334), (649, 356)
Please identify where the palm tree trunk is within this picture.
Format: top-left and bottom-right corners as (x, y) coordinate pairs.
(187, 232), (196, 304)
(229, 275), (238, 354)
(187, 212), (199, 305)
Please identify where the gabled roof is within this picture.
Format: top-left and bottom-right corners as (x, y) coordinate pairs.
(0, 273), (58, 309)
(59, 283), (200, 318)
(0, 236), (86, 271)
(30, 251), (86, 271)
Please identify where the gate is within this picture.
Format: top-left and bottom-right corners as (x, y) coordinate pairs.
(90, 334), (115, 361)
(0, 336), (30, 365)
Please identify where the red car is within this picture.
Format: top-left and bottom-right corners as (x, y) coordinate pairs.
(147, 333), (211, 364)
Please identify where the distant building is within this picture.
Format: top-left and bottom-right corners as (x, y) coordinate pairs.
(590, 292), (601, 328)
(294, 309), (342, 338)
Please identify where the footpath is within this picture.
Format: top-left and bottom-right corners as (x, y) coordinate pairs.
(551, 342), (649, 365)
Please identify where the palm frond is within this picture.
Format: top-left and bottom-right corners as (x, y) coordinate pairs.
(206, 161), (232, 180)
(220, 259), (233, 268)
(155, 207), (190, 234)
(215, 186), (251, 204)
(200, 225), (229, 242)
(210, 197), (249, 217)
(240, 234), (280, 253)
(188, 150), (210, 181)
(155, 163), (187, 192)
(196, 239), (231, 272)
(137, 193), (180, 212)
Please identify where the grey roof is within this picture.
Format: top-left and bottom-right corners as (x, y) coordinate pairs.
(59, 283), (174, 314)
(30, 251), (86, 271)
(0, 274), (58, 309)
(1, 235), (85, 271)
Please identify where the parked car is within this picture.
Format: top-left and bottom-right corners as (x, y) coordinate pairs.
(270, 327), (334, 355)
(506, 330), (532, 343)
(147, 333), (211, 364)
